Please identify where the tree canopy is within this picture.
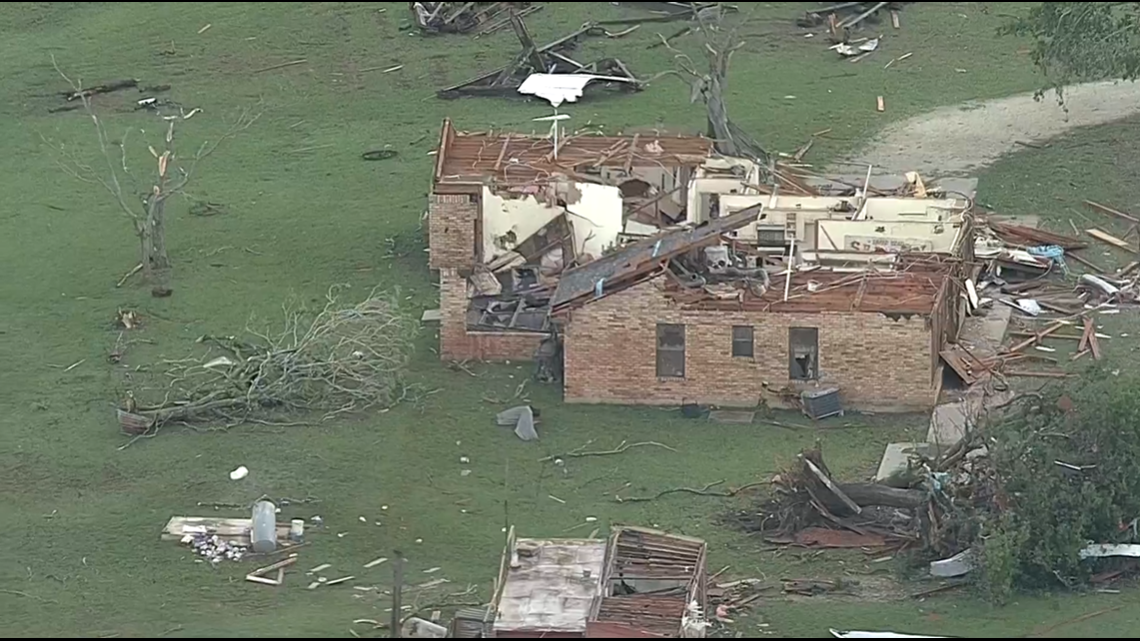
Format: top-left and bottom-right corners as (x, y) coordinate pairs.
(1004, 2), (1140, 98)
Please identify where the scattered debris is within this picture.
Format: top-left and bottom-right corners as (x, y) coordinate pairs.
(410, 2), (531, 35)
(437, 14), (642, 101)
(229, 466), (249, 481)
(115, 309), (142, 330)
(364, 557), (389, 569)
(362, 149), (399, 161)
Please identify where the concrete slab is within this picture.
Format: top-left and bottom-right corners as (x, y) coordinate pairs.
(874, 442), (936, 487)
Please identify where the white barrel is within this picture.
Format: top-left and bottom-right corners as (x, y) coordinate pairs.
(251, 500), (277, 553)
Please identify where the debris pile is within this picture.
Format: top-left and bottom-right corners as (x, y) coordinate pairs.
(437, 14), (643, 101)
(182, 533), (247, 564)
(797, 2), (908, 43)
(410, 2), (534, 35)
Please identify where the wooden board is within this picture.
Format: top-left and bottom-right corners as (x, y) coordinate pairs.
(1085, 200), (1140, 224)
(1086, 228), (1138, 254)
(162, 516), (291, 546)
(940, 346), (984, 385)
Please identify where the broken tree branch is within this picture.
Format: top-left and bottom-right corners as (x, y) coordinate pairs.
(539, 440), (677, 462)
(615, 480), (768, 503)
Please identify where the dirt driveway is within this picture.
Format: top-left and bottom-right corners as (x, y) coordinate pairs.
(845, 80), (1140, 176)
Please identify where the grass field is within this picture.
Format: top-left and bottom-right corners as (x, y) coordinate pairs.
(3, 2), (1139, 638)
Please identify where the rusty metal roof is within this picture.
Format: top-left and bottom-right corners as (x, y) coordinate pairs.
(676, 255), (956, 314)
(594, 527), (708, 639)
(434, 118), (714, 186)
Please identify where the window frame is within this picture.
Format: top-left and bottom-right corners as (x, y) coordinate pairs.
(788, 326), (820, 381)
(655, 323), (686, 378)
(731, 325), (754, 358)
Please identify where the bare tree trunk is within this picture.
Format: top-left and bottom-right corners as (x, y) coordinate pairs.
(135, 220), (156, 284)
(145, 196), (172, 295)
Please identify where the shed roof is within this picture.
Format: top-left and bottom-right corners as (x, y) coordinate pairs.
(434, 118), (714, 187)
(493, 538), (607, 634)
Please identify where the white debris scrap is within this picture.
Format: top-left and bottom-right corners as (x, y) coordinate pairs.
(1079, 543), (1140, 559)
(830, 630), (948, 639)
(229, 465), (249, 481)
(184, 533), (246, 565)
(929, 548), (975, 578)
(517, 73), (634, 107)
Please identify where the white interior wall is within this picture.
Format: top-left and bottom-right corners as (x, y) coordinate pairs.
(482, 184), (624, 262)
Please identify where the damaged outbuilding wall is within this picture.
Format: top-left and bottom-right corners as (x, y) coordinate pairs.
(482, 183), (623, 263)
(438, 268), (548, 362)
(561, 276), (935, 411)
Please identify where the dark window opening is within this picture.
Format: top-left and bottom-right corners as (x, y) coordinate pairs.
(656, 323), (685, 378)
(789, 327), (819, 381)
(732, 325), (754, 358)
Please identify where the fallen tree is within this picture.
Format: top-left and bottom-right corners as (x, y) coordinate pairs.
(119, 286), (417, 434)
(735, 365), (1140, 602)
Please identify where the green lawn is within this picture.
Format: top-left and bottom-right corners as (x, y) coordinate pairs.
(3, 2), (1136, 638)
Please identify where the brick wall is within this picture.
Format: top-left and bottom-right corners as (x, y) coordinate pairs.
(428, 193), (478, 270)
(438, 268), (547, 362)
(562, 277), (935, 411)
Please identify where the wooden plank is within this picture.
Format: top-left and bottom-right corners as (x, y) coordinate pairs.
(1085, 200), (1140, 224)
(1085, 317), (1102, 360)
(1086, 228), (1139, 254)
(161, 516), (290, 545)
(890, 10), (900, 28)
(1005, 370), (1071, 378)
(1008, 321), (1066, 353)
(803, 458), (862, 515)
(250, 556), (297, 578)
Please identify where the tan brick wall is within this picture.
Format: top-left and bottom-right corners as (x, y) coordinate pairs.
(428, 193), (478, 270)
(437, 268), (546, 362)
(562, 277), (935, 411)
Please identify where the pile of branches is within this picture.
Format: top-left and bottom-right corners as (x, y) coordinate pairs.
(735, 442), (933, 548)
(119, 286), (417, 433)
(410, 2), (531, 34)
(736, 370), (1140, 601)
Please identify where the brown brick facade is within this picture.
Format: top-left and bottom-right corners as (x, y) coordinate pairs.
(428, 193), (478, 270)
(562, 277), (936, 411)
(438, 268), (547, 362)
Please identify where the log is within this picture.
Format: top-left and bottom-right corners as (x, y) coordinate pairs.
(838, 483), (927, 509)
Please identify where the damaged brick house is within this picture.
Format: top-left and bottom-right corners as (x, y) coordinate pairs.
(426, 119), (974, 411)
(427, 118), (715, 361)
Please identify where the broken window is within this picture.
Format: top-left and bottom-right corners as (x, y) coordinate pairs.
(732, 325), (754, 358)
(656, 323), (685, 378)
(789, 327), (819, 381)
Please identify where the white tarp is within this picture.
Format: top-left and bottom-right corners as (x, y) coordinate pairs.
(518, 73), (633, 107)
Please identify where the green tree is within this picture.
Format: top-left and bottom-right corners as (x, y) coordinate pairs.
(1004, 2), (1140, 99)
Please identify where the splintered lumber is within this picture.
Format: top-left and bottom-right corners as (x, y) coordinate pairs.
(1087, 228), (1139, 254)
(364, 557), (389, 569)
(803, 458), (861, 514)
(1009, 321), (1066, 353)
(250, 556), (297, 577)
(876, 96), (885, 112)
(1085, 317), (1102, 360)
(245, 574), (281, 586)
(1085, 200), (1140, 224)
(325, 575), (356, 586)
(989, 221), (1087, 250)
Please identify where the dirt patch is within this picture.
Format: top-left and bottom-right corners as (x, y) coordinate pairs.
(846, 81), (1140, 176)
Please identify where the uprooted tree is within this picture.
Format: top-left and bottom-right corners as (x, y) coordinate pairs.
(1002, 2), (1140, 101)
(118, 286), (417, 435)
(46, 58), (260, 295)
(738, 365), (1140, 602)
